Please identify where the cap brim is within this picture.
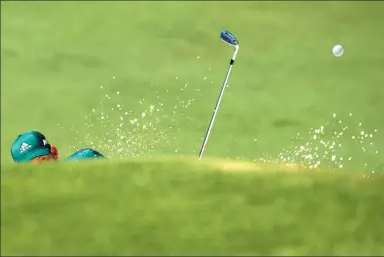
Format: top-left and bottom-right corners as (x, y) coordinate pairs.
(22, 148), (51, 163)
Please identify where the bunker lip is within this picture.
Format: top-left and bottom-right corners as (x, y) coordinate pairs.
(139, 155), (308, 173)
(196, 158), (304, 173)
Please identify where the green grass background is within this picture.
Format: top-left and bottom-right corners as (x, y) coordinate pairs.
(2, 1), (384, 255)
(2, 1), (384, 168)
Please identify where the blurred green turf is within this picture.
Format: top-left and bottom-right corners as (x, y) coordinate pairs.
(2, 1), (384, 170)
(2, 159), (384, 255)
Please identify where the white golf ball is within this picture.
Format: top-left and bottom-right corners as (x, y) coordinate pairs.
(332, 44), (344, 57)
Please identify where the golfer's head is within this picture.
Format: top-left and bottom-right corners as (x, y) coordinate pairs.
(11, 131), (59, 163)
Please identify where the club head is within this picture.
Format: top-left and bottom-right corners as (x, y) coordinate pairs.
(220, 30), (239, 46)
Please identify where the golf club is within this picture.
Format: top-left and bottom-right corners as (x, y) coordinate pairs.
(198, 30), (239, 160)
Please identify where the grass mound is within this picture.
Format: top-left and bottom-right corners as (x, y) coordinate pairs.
(2, 157), (384, 255)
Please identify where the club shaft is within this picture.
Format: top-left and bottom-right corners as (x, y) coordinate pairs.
(198, 45), (239, 160)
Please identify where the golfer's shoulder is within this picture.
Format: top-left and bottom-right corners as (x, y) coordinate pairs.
(65, 148), (105, 161)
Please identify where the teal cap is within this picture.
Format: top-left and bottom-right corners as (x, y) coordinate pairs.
(11, 131), (51, 163)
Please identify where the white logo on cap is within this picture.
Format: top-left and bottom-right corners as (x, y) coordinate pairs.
(42, 139), (48, 145)
(20, 142), (32, 154)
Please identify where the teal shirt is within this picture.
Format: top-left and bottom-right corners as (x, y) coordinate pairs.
(65, 148), (105, 161)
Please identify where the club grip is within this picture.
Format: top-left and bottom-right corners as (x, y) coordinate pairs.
(220, 30), (239, 46)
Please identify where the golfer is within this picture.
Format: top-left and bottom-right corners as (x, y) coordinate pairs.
(11, 131), (104, 163)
